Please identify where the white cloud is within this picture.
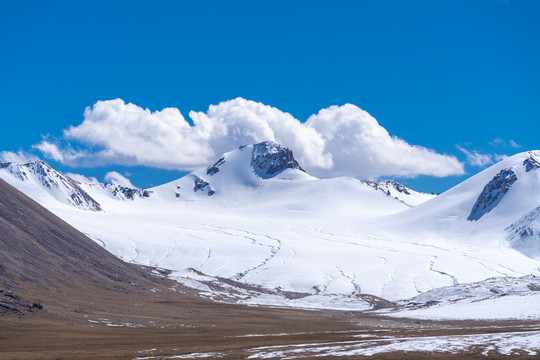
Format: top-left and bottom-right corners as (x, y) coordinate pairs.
(508, 140), (521, 148)
(456, 145), (506, 167)
(494, 154), (508, 161)
(104, 171), (136, 188)
(66, 173), (98, 184)
(188, 98), (332, 170)
(305, 104), (464, 179)
(33, 140), (83, 165)
(35, 98), (465, 180)
(0, 150), (39, 163)
(489, 138), (522, 149)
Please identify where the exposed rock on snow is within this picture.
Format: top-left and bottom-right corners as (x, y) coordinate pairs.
(363, 180), (409, 196)
(0, 161), (102, 211)
(524, 151), (540, 172)
(361, 180), (436, 207)
(85, 182), (152, 201)
(206, 157), (225, 176)
(468, 168), (518, 221)
(251, 141), (304, 179)
(506, 206), (540, 259)
(380, 180), (411, 195)
(193, 177), (214, 196)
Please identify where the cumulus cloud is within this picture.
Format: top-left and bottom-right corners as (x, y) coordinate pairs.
(305, 104), (464, 178)
(35, 98), (465, 179)
(188, 98), (332, 170)
(0, 150), (39, 163)
(104, 171), (136, 188)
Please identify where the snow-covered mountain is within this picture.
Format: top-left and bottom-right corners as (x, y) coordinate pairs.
(0, 142), (430, 213)
(390, 151), (540, 253)
(148, 141), (431, 216)
(150, 141), (313, 201)
(3, 144), (540, 318)
(0, 160), (152, 211)
(0, 161), (102, 211)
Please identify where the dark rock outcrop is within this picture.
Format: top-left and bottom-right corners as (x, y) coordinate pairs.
(468, 168), (518, 221)
(251, 141), (304, 179)
(207, 157), (226, 176)
(363, 180), (411, 196)
(110, 185), (152, 200)
(86, 182), (152, 200)
(524, 152), (540, 172)
(193, 177), (214, 196)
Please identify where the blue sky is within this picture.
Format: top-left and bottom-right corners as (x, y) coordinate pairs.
(1, 0), (539, 193)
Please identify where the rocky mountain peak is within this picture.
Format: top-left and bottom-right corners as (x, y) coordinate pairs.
(250, 141), (304, 179)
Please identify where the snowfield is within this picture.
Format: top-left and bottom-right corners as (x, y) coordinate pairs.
(2, 143), (540, 320)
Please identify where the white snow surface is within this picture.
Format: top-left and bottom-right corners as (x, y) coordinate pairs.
(506, 205), (540, 259)
(383, 275), (540, 320)
(2, 145), (540, 318)
(389, 292), (540, 320)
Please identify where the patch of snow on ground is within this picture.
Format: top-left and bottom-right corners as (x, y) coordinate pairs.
(134, 352), (224, 359)
(246, 331), (540, 358)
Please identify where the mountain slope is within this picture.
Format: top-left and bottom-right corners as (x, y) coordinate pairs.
(506, 205), (540, 260)
(0, 161), (153, 213)
(0, 178), (165, 307)
(389, 151), (540, 249)
(148, 141), (428, 217)
(0, 161), (101, 211)
(384, 275), (540, 320)
(47, 150), (540, 305)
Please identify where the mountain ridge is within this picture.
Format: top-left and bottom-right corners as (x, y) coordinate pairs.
(0, 141), (432, 211)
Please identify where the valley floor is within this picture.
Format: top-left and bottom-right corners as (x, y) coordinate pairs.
(2, 289), (540, 360)
(2, 318), (540, 359)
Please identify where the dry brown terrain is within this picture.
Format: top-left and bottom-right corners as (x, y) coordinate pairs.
(1, 178), (539, 360)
